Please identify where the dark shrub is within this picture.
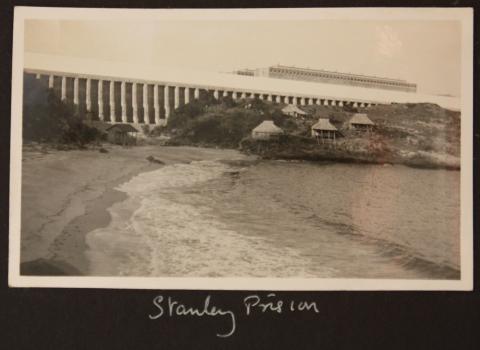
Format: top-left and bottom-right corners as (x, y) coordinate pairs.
(23, 75), (102, 146)
(167, 100), (207, 130)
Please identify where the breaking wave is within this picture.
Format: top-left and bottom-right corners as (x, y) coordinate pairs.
(86, 159), (460, 279)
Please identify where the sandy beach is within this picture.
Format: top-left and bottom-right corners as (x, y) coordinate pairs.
(20, 144), (246, 275)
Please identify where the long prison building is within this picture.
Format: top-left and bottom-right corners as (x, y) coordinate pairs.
(235, 65), (418, 93)
(23, 53), (460, 127)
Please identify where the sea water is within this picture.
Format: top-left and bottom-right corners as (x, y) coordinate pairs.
(86, 159), (460, 279)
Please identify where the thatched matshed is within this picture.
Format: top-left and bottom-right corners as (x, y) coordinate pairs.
(106, 123), (139, 146)
(311, 118), (338, 142)
(347, 113), (375, 131)
(252, 120), (283, 140)
(282, 104), (307, 118)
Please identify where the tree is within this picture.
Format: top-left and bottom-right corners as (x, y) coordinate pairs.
(23, 75), (101, 146)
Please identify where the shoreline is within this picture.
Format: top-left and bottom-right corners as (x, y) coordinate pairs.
(20, 144), (248, 276)
(259, 154), (461, 171)
(21, 157), (159, 276)
(165, 141), (461, 171)
(53, 165), (156, 275)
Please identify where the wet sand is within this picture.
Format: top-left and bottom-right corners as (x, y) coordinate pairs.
(20, 144), (245, 275)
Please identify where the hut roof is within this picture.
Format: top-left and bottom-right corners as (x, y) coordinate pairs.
(282, 104), (307, 115)
(349, 113), (375, 125)
(312, 118), (337, 131)
(106, 123), (139, 133)
(252, 120), (283, 134)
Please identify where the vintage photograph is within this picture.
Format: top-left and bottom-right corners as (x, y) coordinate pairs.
(9, 8), (473, 289)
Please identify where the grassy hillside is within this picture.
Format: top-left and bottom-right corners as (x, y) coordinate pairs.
(157, 95), (460, 169)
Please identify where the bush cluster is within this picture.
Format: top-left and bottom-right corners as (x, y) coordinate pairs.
(166, 98), (286, 148)
(23, 76), (102, 147)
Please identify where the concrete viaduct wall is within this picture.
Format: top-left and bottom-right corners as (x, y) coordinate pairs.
(23, 53), (460, 127)
(24, 71), (378, 127)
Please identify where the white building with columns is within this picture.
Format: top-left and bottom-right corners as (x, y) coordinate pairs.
(23, 53), (460, 127)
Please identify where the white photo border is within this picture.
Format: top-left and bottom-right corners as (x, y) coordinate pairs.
(9, 6), (474, 290)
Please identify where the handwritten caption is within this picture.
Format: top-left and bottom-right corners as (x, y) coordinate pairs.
(149, 293), (319, 338)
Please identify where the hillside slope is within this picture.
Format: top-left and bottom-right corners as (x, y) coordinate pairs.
(151, 96), (461, 169)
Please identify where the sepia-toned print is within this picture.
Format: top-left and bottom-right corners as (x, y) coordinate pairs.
(9, 8), (473, 290)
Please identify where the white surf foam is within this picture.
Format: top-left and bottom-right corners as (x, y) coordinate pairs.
(85, 160), (328, 277)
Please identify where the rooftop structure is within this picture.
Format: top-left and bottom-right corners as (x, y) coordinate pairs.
(349, 113), (375, 125)
(105, 123), (139, 133)
(252, 120), (283, 140)
(282, 104), (307, 117)
(311, 118), (339, 142)
(236, 68), (255, 77)
(312, 118), (338, 132)
(235, 65), (417, 93)
(106, 123), (139, 145)
(347, 113), (375, 131)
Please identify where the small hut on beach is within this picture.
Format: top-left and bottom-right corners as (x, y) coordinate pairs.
(106, 124), (139, 146)
(282, 104), (307, 118)
(251, 120), (283, 140)
(347, 113), (375, 132)
(311, 118), (338, 143)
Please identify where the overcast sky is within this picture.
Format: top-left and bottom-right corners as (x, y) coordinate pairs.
(25, 20), (461, 96)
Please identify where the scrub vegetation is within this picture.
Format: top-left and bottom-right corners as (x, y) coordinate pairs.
(23, 75), (102, 148)
(153, 93), (461, 169)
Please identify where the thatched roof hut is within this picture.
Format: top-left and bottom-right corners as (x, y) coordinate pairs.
(312, 118), (337, 132)
(252, 120), (283, 140)
(347, 113), (375, 131)
(106, 123), (139, 146)
(282, 104), (307, 117)
(311, 118), (338, 141)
